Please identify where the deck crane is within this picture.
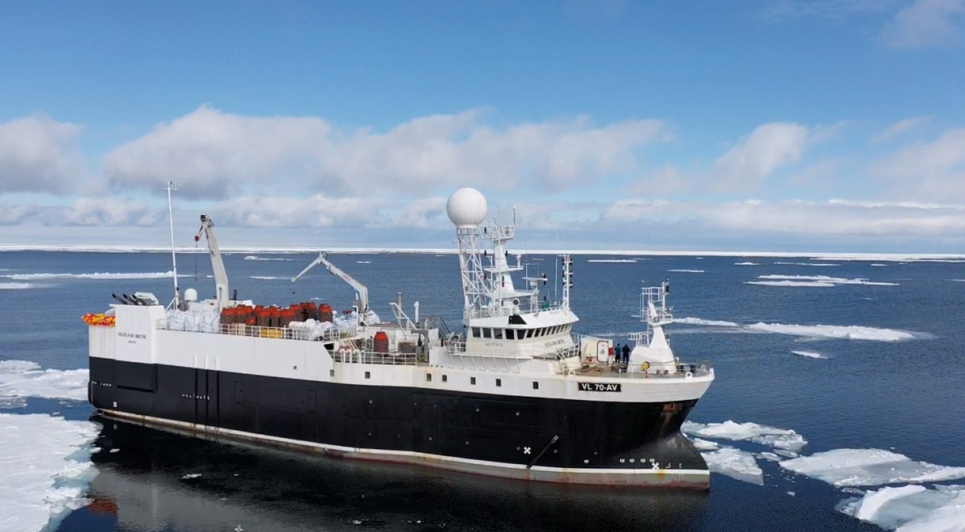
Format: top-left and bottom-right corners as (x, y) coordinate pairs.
(291, 252), (369, 314)
(196, 214), (230, 311)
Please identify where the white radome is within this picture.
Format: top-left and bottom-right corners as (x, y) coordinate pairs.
(446, 187), (488, 228)
(184, 288), (198, 302)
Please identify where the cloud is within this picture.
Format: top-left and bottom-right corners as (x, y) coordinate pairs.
(880, 0), (965, 48)
(103, 106), (668, 200)
(759, 0), (898, 22)
(713, 122), (811, 189)
(62, 197), (163, 226)
(0, 201), (40, 225)
(870, 128), (965, 201)
(601, 197), (965, 237)
(624, 164), (693, 195)
(873, 116), (934, 141)
(0, 116), (83, 195)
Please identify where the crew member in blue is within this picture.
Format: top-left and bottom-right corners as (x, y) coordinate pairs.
(622, 343), (631, 363)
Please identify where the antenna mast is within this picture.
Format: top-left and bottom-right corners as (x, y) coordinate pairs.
(165, 181), (180, 309)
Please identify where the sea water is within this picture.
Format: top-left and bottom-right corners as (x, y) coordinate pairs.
(1, 251), (964, 532)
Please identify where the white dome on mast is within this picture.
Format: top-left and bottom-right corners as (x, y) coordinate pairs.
(446, 187), (487, 228)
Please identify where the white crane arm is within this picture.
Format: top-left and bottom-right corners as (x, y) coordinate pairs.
(197, 214), (230, 310)
(291, 252), (369, 312)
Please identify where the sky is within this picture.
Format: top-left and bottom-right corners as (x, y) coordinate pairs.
(1, 0), (965, 253)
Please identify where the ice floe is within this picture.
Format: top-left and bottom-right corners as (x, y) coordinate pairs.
(747, 280), (836, 287)
(587, 259), (637, 263)
(691, 438), (720, 450)
(682, 420), (807, 452)
(0, 360), (89, 402)
(250, 276), (287, 280)
(0, 413), (99, 532)
(668, 269), (704, 273)
(734, 262), (760, 266)
(676, 317), (740, 327)
(243, 255), (291, 261)
(871, 263), (888, 267)
(0, 282), (32, 289)
(748, 322), (917, 342)
(792, 350), (829, 359)
(839, 484), (965, 532)
(701, 447), (764, 485)
(753, 274), (898, 286)
(1, 271), (184, 280)
(774, 261), (840, 267)
(779, 449), (965, 487)
(676, 317), (921, 342)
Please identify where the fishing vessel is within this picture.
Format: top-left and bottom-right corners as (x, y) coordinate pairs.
(86, 186), (715, 488)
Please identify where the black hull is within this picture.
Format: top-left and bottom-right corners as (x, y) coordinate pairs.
(89, 358), (709, 487)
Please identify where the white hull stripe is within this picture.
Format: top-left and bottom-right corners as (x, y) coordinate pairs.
(101, 409), (710, 487)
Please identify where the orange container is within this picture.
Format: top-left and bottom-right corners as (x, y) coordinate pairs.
(373, 331), (389, 353)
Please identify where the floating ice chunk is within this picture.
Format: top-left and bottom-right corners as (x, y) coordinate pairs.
(774, 262), (840, 267)
(759, 452), (782, 462)
(839, 484), (965, 532)
(756, 274), (898, 286)
(702, 447), (763, 485)
(853, 485), (927, 522)
(747, 322), (917, 342)
(780, 449), (965, 487)
(734, 262), (759, 266)
(181, 473), (202, 479)
(587, 259), (637, 263)
(0, 360), (89, 402)
(0, 282), (32, 289)
(682, 420), (807, 452)
(792, 350), (829, 359)
(0, 413), (99, 532)
(668, 269), (704, 273)
(746, 281), (836, 287)
(676, 317), (740, 327)
(250, 276), (285, 280)
(691, 438), (719, 450)
(871, 263), (888, 267)
(244, 256), (290, 261)
(0, 397), (27, 409)
(0, 361), (42, 373)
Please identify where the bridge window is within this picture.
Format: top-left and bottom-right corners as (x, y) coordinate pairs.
(483, 329), (492, 339)
(494, 329), (504, 340)
(506, 329), (515, 340)
(472, 327), (480, 338)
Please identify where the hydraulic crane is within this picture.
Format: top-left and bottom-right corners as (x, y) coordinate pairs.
(196, 214), (230, 310)
(291, 252), (369, 313)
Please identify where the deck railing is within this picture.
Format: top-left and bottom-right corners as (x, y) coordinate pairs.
(155, 320), (356, 342)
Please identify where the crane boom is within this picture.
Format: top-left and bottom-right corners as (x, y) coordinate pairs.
(197, 214), (230, 310)
(291, 252), (369, 312)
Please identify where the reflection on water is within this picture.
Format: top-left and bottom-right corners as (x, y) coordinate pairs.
(65, 416), (708, 532)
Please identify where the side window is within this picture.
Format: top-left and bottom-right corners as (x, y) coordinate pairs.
(483, 328), (492, 339)
(472, 327), (480, 338)
(506, 329), (515, 340)
(494, 329), (504, 340)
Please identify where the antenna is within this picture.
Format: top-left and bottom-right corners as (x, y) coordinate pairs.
(165, 181), (180, 309)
